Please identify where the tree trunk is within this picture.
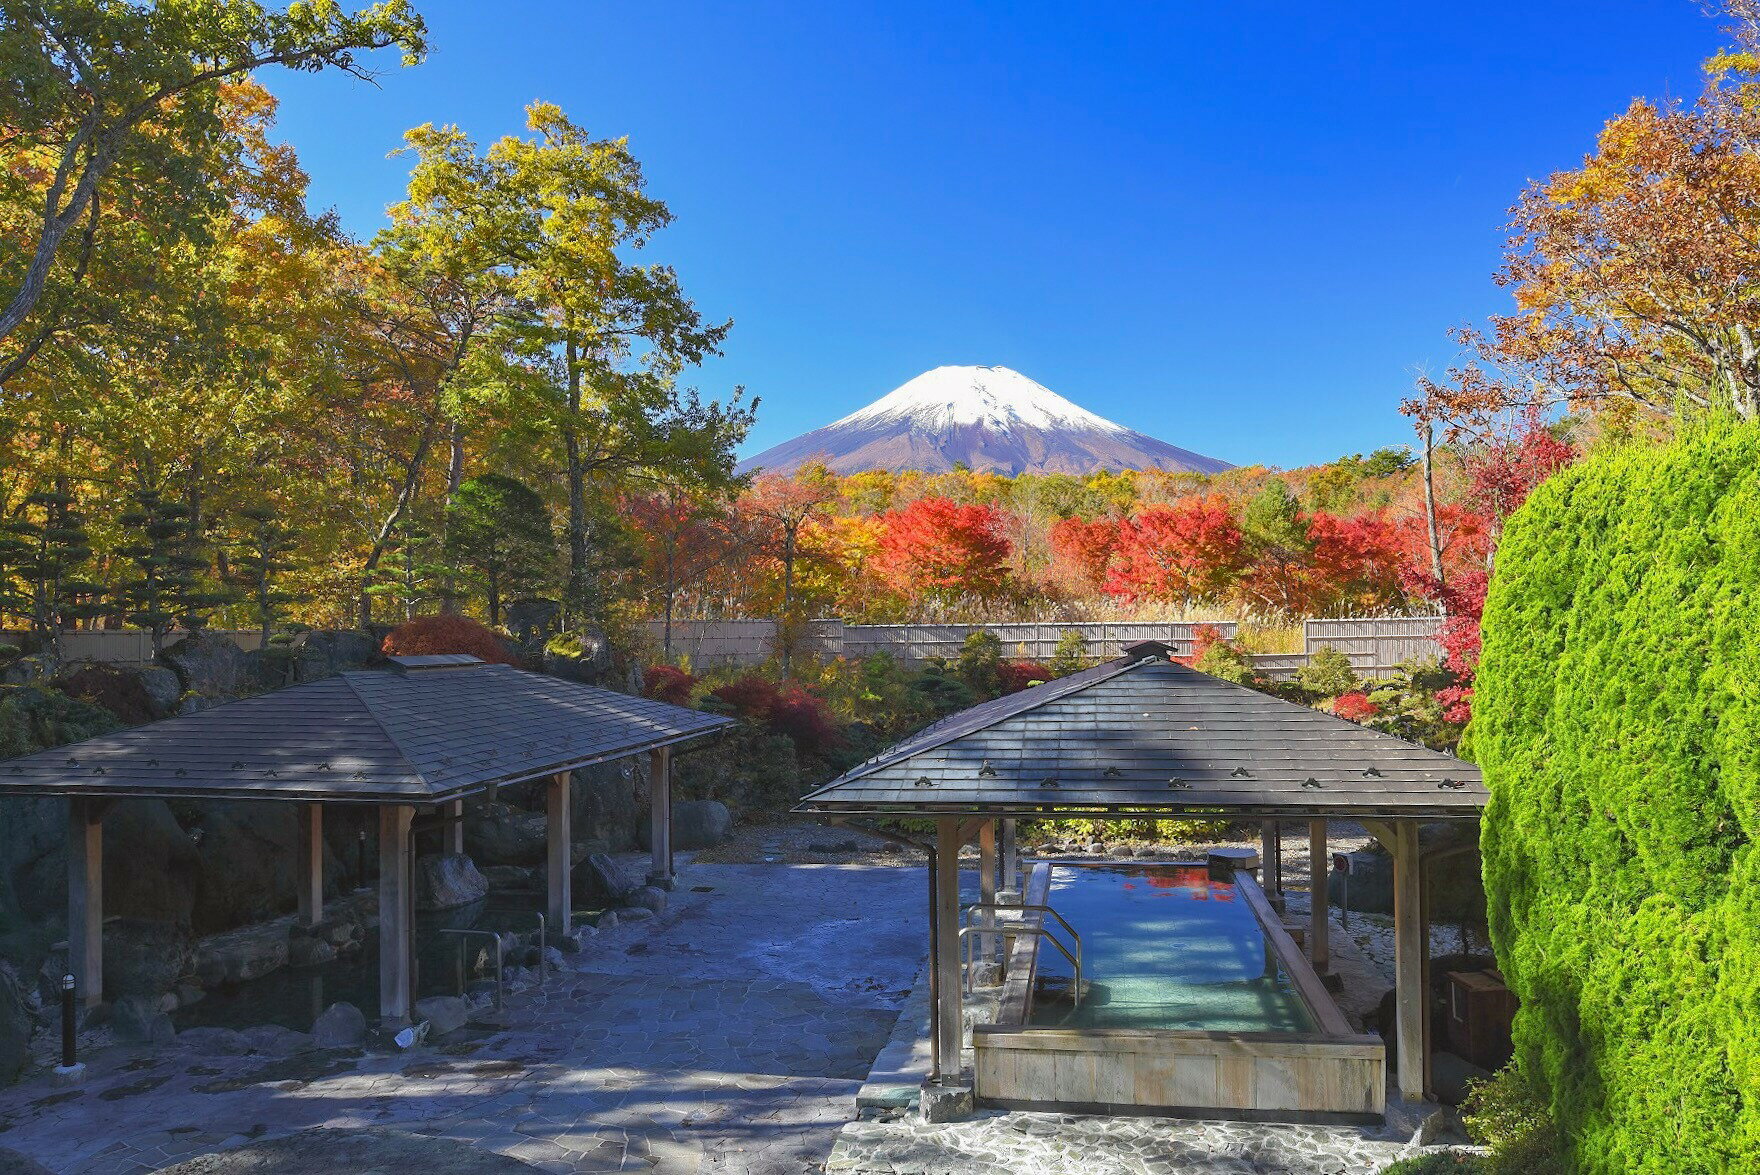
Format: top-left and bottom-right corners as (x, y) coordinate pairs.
(359, 416), (438, 630)
(562, 333), (589, 629)
(779, 526), (797, 679)
(1420, 421), (1445, 587)
(440, 419), (466, 614)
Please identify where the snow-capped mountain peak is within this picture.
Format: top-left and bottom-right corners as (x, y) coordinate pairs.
(737, 365), (1232, 477)
(830, 365), (1130, 436)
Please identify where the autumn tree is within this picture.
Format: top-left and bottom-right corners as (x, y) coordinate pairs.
(0, 0), (426, 381)
(874, 497), (1014, 608)
(491, 103), (751, 626)
(1048, 515), (1119, 591)
(1103, 496), (1244, 607)
(743, 466), (838, 675)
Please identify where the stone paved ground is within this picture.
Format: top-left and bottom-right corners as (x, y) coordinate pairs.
(0, 862), (929, 1175)
(828, 1112), (1424, 1175)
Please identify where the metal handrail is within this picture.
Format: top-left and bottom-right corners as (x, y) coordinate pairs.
(438, 928), (504, 1009)
(958, 901), (1084, 1006)
(962, 901), (1083, 971)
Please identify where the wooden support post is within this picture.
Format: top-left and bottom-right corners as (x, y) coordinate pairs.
(1000, 818), (1019, 893)
(446, 799), (465, 856)
(1392, 819), (1425, 1102)
(1309, 818), (1329, 974)
(933, 816), (963, 1076)
(647, 747), (673, 890)
(977, 820), (998, 967)
(378, 804), (414, 1026)
(67, 797), (103, 1007)
(1259, 821), (1276, 883)
(296, 802), (323, 927)
(546, 772), (572, 935)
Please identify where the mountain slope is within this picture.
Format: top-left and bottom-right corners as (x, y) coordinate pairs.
(737, 365), (1232, 476)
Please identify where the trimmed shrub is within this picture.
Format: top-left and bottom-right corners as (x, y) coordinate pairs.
(998, 659), (1052, 694)
(642, 664), (697, 706)
(1296, 644), (1359, 697)
(0, 685), (119, 758)
(382, 614), (519, 666)
(1473, 422), (1760, 1172)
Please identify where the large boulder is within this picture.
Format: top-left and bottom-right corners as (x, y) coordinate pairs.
(293, 630), (379, 681)
(159, 631), (249, 698)
(413, 854), (488, 911)
(571, 852), (638, 908)
(193, 921), (288, 987)
(311, 1001), (366, 1048)
(137, 667), (183, 717)
(188, 802), (307, 933)
(102, 918), (195, 999)
(464, 804), (548, 867)
(103, 799), (202, 925)
(636, 800), (730, 851)
(571, 760), (643, 851)
(111, 993), (174, 1045)
(413, 995), (470, 1038)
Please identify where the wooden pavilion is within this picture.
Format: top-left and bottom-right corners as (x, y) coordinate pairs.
(793, 641), (1487, 1105)
(0, 654), (731, 1024)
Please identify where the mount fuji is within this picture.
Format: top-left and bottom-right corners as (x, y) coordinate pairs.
(737, 365), (1232, 476)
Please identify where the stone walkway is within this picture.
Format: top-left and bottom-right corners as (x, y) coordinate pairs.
(0, 862), (930, 1175)
(828, 1112), (1425, 1175)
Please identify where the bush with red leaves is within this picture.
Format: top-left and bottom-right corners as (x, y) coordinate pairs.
(382, 615), (519, 666)
(1331, 691), (1380, 722)
(642, 665), (698, 706)
(768, 685), (843, 758)
(707, 675), (781, 721)
(999, 660), (1053, 694)
(708, 673), (844, 758)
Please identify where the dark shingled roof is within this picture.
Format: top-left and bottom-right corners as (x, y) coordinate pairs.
(0, 660), (731, 804)
(795, 650), (1485, 819)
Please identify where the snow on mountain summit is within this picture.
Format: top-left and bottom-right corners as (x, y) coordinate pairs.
(738, 365), (1232, 477)
(830, 365), (1130, 436)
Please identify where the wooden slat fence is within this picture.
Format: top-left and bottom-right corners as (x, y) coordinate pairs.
(1301, 617), (1445, 678)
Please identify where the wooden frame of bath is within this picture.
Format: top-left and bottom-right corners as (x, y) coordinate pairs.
(971, 861), (1386, 1123)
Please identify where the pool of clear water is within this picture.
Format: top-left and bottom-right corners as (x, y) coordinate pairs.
(173, 889), (553, 1033)
(1027, 863), (1315, 1033)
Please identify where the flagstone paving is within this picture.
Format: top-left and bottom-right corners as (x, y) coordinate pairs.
(0, 862), (929, 1175)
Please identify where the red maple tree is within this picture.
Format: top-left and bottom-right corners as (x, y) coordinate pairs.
(874, 497), (1015, 602)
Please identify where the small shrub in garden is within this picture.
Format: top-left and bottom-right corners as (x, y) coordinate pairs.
(998, 659), (1052, 693)
(1193, 636), (1258, 685)
(1296, 644), (1359, 697)
(1331, 691), (1379, 723)
(383, 615), (519, 665)
(954, 630), (1003, 696)
(642, 664), (697, 706)
(1048, 629), (1092, 676)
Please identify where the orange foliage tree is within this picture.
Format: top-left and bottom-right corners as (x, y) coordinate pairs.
(874, 497), (1014, 604)
(1103, 496), (1245, 607)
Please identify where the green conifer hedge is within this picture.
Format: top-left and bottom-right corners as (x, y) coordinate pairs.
(1473, 423), (1760, 1172)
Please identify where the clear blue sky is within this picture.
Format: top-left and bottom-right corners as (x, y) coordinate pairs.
(265, 1), (1718, 469)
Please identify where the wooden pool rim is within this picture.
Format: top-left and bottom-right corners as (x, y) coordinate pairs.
(973, 860), (1387, 1122)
